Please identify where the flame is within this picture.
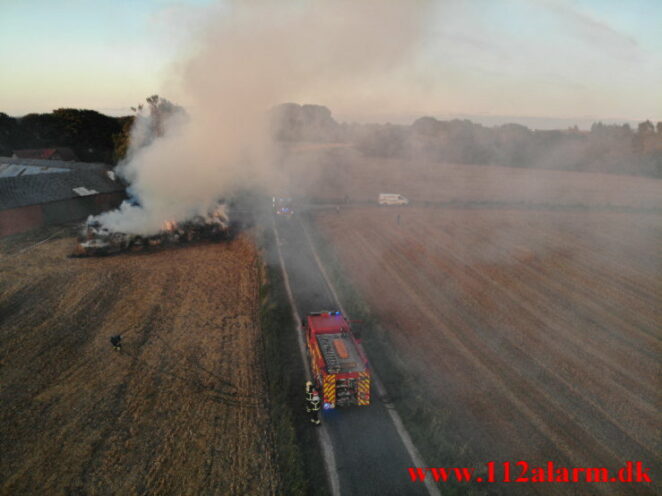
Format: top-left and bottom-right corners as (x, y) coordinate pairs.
(163, 220), (177, 231)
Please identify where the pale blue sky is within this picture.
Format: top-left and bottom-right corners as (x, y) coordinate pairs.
(0, 0), (214, 115)
(395, 0), (661, 124)
(0, 0), (660, 126)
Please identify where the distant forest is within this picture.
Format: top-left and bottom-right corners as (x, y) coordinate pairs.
(272, 103), (662, 177)
(2, 103), (661, 177)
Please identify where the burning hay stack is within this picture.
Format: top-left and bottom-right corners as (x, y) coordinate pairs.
(71, 203), (234, 257)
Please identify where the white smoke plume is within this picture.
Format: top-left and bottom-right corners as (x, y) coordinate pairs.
(94, 0), (432, 235)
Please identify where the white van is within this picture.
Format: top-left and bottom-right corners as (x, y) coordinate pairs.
(378, 193), (409, 206)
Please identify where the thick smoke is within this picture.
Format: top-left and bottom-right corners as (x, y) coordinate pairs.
(94, 0), (431, 234)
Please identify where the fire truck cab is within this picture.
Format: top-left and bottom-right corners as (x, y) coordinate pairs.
(304, 311), (371, 409)
(272, 196), (294, 217)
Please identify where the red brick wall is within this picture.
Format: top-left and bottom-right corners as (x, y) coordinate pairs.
(0, 205), (43, 237)
(0, 192), (124, 238)
(94, 192), (124, 210)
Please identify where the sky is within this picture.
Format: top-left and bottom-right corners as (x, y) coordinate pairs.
(0, 0), (660, 128)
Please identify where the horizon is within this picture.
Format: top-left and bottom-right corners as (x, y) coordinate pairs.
(1, 104), (651, 132)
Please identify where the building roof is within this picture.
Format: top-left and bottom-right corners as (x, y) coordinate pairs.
(0, 156), (108, 172)
(0, 163), (70, 178)
(13, 147), (79, 161)
(0, 167), (125, 210)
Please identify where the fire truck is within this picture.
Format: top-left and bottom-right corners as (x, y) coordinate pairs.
(304, 311), (371, 409)
(272, 196), (294, 217)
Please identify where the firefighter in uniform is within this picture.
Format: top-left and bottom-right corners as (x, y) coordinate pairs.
(110, 334), (122, 351)
(305, 381), (322, 425)
(305, 381), (314, 413)
(310, 390), (322, 425)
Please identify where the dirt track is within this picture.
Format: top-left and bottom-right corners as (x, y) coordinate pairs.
(0, 228), (279, 495)
(316, 206), (661, 494)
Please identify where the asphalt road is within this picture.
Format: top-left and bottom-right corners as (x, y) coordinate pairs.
(273, 216), (430, 496)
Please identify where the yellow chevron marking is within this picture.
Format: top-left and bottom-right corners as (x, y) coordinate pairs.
(323, 374), (336, 405)
(358, 376), (371, 405)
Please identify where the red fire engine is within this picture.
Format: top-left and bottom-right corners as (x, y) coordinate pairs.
(304, 311), (371, 409)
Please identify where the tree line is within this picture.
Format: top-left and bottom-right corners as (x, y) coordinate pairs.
(0, 108), (133, 164)
(349, 117), (662, 177)
(270, 103), (662, 177)
(3, 101), (661, 177)
(0, 95), (184, 165)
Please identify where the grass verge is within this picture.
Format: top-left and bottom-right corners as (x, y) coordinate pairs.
(257, 225), (330, 496)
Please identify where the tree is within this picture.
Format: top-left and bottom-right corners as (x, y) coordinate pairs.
(637, 120), (655, 135)
(51, 108), (121, 149)
(112, 115), (135, 163)
(145, 94), (182, 138)
(0, 113), (17, 155)
(115, 95), (185, 162)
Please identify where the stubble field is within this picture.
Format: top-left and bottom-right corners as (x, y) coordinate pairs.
(0, 228), (279, 495)
(284, 146), (662, 210)
(315, 205), (661, 494)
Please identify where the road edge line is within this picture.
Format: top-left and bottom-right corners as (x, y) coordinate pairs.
(298, 215), (442, 496)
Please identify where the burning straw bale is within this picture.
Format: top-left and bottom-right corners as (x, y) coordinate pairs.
(72, 203), (239, 257)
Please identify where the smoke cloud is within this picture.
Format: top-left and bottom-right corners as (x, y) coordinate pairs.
(95, 0), (431, 234)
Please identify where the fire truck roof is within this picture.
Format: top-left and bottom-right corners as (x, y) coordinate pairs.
(308, 312), (349, 332)
(317, 333), (366, 373)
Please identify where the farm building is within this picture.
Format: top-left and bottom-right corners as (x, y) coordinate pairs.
(0, 157), (125, 236)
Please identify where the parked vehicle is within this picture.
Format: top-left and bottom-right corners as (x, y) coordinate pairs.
(378, 193), (409, 206)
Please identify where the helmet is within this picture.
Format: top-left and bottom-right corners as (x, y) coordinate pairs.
(305, 381), (312, 388)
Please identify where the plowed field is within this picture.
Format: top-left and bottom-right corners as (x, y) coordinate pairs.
(0, 227), (279, 495)
(316, 206), (661, 493)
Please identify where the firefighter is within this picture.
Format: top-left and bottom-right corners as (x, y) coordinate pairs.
(110, 334), (122, 351)
(305, 381), (314, 410)
(309, 389), (322, 426)
(305, 381), (322, 425)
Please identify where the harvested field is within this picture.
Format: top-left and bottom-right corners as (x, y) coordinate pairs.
(315, 206), (661, 494)
(284, 147), (662, 209)
(0, 227), (279, 495)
